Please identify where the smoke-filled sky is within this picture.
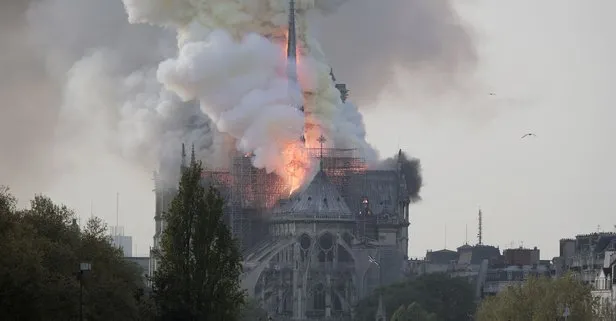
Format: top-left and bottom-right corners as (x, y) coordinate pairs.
(1, 0), (614, 258)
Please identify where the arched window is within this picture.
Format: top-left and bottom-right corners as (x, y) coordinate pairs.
(313, 284), (326, 310)
(299, 234), (311, 262)
(318, 233), (335, 263)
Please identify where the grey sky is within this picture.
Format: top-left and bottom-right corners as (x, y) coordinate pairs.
(1, 0), (614, 259)
(364, 0), (616, 258)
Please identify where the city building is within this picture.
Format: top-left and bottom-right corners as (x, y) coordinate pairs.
(110, 225), (132, 257)
(590, 251), (616, 305)
(554, 232), (616, 309)
(409, 243), (553, 299)
(554, 232), (616, 283)
(482, 264), (551, 297)
(503, 247), (540, 266)
(153, 146), (411, 320)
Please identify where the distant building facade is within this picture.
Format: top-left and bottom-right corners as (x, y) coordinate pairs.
(590, 251), (616, 306)
(554, 232), (616, 283)
(409, 244), (552, 299)
(554, 232), (616, 308)
(503, 247), (540, 266)
(482, 264), (551, 296)
(110, 226), (133, 257)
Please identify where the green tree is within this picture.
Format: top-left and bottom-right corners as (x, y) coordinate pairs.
(152, 156), (245, 320)
(0, 187), (151, 320)
(391, 302), (439, 321)
(239, 297), (268, 321)
(354, 273), (475, 321)
(476, 274), (596, 321)
(79, 216), (152, 321)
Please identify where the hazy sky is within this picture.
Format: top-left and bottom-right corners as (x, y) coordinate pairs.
(364, 0), (616, 259)
(2, 0), (615, 259)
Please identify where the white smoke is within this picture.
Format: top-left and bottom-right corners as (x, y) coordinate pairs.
(0, 0), (469, 192)
(122, 0), (380, 177)
(0, 0), (468, 253)
(24, 0), (231, 186)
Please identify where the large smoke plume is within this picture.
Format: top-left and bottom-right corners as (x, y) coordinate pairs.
(0, 0), (465, 205)
(0, 0), (228, 192)
(121, 0), (386, 180)
(316, 0), (477, 105)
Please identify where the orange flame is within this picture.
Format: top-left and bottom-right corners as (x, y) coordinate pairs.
(279, 29), (312, 195)
(283, 30), (289, 56)
(281, 30), (302, 69)
(282, 142), (309, 195)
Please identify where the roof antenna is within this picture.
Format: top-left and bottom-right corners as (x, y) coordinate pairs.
(465, 224), (468, 245)
(444, 224), (447, 250)
(477, 207), (483, 245)
(116, 192), (120, 236)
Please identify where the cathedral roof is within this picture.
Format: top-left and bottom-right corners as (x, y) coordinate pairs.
(272, 168), (353, 219)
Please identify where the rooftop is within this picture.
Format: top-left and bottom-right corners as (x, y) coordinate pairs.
(272, 168), (353, 220)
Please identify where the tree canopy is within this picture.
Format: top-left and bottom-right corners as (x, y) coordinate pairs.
(390, 302), (439, 321)
(152, 156), (245, 320)
(476, 274), (596, 321)
(354, 273), (476, 321)
(239, 297), (268, 321)
(0, 186), (151, 321)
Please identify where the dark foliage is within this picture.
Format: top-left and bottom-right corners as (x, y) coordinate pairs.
(152, 156), (245, 321)
(354, 273), (475, 321)
(476, 275), (596, 321)
(0, 186), (150, 321)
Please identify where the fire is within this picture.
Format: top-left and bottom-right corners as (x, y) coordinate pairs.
(281, 30), (302, 66)
(279, 29), (312, 195)
(282, 142), (309, 195)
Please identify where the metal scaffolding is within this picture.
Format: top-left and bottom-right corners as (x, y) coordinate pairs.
(200, 148), (368, 251)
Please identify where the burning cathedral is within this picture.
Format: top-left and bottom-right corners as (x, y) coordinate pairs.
(150, 1), (417, 320)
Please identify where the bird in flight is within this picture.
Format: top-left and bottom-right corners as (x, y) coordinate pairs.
(489, 92), (496, 96)
(521, 133), (537, 139)
(368, 255), (379, 266)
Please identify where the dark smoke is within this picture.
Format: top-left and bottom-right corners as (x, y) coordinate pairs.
(317, 0), (477, 105)
(380, 151), (423, 203)
(399, 152), (423, 202)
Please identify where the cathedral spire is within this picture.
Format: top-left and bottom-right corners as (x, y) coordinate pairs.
(287, 0), (305, 143)
(287, 0), (298, 83)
